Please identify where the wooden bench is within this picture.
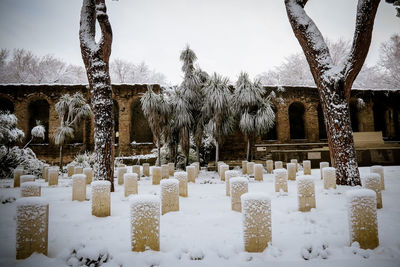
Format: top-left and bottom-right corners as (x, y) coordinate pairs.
(354, 131), (384, 147)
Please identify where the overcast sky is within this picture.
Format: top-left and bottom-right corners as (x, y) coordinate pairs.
(0, 0), (399, 84)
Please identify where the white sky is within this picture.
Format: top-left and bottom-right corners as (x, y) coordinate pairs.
(0, 0), (399, 84)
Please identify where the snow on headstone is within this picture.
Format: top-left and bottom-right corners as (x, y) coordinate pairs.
(320, 162), (329, 180)
(91, 181), (110, 217)
(43, 166), (49, 182)
(160, 178), (179, 215)
(174, 171), (188, 197)
(274, 168), (288, 193)
(242, 160), (248, 174)
(254, 164), (263, 181)
(152, 167), (161, 185)
(225, 170), (241, 196)
(297, 176), (316, 212)
(275, 161), (283, 169)
(16, 197), (49, 259)
(363, 173), (382, 209)
(303, 160), (311, 175)
(72, 174), (86, 201)
(132, 165), (140, 180)
(74, 166), (83, 175)
(117, 167), (127, 185)
(323, 167), (336, 190)
(20, 175), (35, 184)
(191, 162), (199, 177)
(14, 168), (24, 188)
(21, 182), (41, 197)
(67, 165), (75, 177)
(161, 164), (169, 179)
(186, 166), (196, 183)
(220, 164), (229, 181)
(142, 163), (150, 177)
(290, 159), (298, 172)
(247, 162), (255, 176)
(287, 163), (296, 180)
(346, 189), (379, 249)
(266, 160), (273, 174)
(124, 173), (138, 197)
(48, 168), (59, 186)
(168, 162), (175, 177)
(370, 165), (385, 190)
(230, 177), (248, 212)
(83, 167), (93, 184)
(241, 193), (271, 252)
(217, 161), (225, 176)
(130, 195), (160, 252)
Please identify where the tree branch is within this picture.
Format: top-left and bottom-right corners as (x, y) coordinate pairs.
(95, 0), (113, 62)
(79, 0), (96, 57)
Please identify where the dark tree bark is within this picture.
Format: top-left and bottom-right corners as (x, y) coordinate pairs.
(284, 0), (381, 185)
(79, 0), (114, 191)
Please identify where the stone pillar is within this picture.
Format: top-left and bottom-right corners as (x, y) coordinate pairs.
(274, 169), (288, 193)
(83, 167), (93, 184)
(117, 167), (127, 185)
(168, 163), (175, 177)
(48, 168), (58, 186)
(72, 174), (86, 201)
(370, 165), (385, 190)
(303, 160), (311, 175)
(290, 159), (298, 172)
(297, 176), (316, 212)
(143, 163), (150, 177)
(124, 173), (138, 197)
(287, 163), (296, 180)
(91, 181), (111, 217)
(160, 179), (179, 215)
(320, 162), (329, 180)
(266, 160), (273, 174)
(323, 167), (336, 189)
(74, 166), (83, 174)
(225, 170), (241, 196)
(174, 171), (188, 197)
(230, 177), (248, 212)
(161, 164), (169, 179)
(132, 165), (140, 179)
(275, 161), (283, 169)
(21, 182), (41, 197)
(346, 189), (379, 249)
(152, 167), (161, 185)
(220, 164), (229, 181)
(241, 193), (271, 252)
(130, 195), (160, 252)
(277, 104), (290, 142)
(186, 166), (196, 183)
(14, 168), (24, 188)
(305, 103), (319, 142)
(20, 175), (35, 184)
(247, 162), (255, 176)
(67, 165), (75, 177)
(242, 160), (248, 174)
(16, 197), (49, 259)
(363, 173), (382, 209)
(254, 164), (263, 181)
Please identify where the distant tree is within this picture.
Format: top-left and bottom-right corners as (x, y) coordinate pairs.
(378, 34), (400, 88)
(54, 93), (91, 170)
(203, 73), (233, 163)
(233, 72), (275, 161)
(386, 0), (400, 16)
(23, 121), (45, 149)
(79, 0), (114, 190)
(0, 111), (24, 149)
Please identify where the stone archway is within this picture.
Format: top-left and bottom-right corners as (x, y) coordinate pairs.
(28, 99), (50, 143)
(130, 98), (153, 143)
(289, 102), (306, 140)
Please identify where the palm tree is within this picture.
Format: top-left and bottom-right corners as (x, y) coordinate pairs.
(233, 72), (275, 161)
(203, 72), (233, 163)
(140, 85), (169, 166)
(54, 92), (92, 169)
(23, 120), (45, 149)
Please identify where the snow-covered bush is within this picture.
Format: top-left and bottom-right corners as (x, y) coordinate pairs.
(66, 244), (112, 267)
(0, 111), (24, 147)
(67, 152), (95, 170)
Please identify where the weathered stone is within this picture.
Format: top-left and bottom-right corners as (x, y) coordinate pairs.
(266, 160), (273, 174)
(186, 166), (196, 183)
(142, 163), (150, 177)
(191, 162), (199, 177)
(21, 182), (41, 197)
(254, 164), (263, 181)
(225, 170), (241, 196)
(220, 164), (229, 181)
(83, 167), (93, 184)
(174, 171), (188, 197)
(91, 181), (111, 217)
(48, 168), (58, 186)
(161, 164), (169, 179)
(323, 167), (336, 189)
(124, 173), (138, 197)
(274, 161), (283, 169)
(67, 165), (75, 177)
(247, 162), (255, 176)
(168, 162), (175, 177)
(72, 174), (86, 201)
(230, 177), (248, 212)
(242, 160), (248, 174)
(290, 159), (298, 172)
(117, 167), (127, 185)
(274, 169), (288, 193)
(14, 168), (24, 188)
(152, 167), (161, 185)
(320, 162), (329, 180)
(74, 166), (83, 174)
(363, 173), (382, 209)
(303, 160), (311, 175)
(297, 176), (316, 212)
(132, 165), (140, 179)
(287, 163), (296, 180)
(20, 175), (35, 184)
(160, 179), (179, 215)
(370, 165), (385, 190)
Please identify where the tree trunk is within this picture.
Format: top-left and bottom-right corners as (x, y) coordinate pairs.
(196, 145), (200, 164)
(246, 138), (251, 162)
(157, 138), (161, 166)
(59, 145), (63, 170)
(215, 140), (219, 163)
(79, 0), (114, 192)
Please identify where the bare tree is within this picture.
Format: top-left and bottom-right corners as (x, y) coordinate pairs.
(284, 0), (381, 185)
(378, 34), (400, 88)
(79, 0), (114, 191)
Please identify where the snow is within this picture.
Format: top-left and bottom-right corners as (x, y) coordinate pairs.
(16, 196), (48, 207)
(0, 166), (400, 266)
(20, 182), (40, 189)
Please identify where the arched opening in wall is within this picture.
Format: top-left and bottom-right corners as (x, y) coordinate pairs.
(317, 104), (327, 140)
(349, 100), (359, 132)
(0, 97), (14, 113)
(261, 106), (277, 141)
(373, 102), (387, 138)
(68, 120), (84, 144)
(28, 99), (49, 143)
(289, 102), (306, 140)
(130, 98), (153, 143)
(394, 109), (400, 140)
(113, 100), (119, 144)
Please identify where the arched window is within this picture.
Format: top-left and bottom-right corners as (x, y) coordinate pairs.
(349, 100), (359, 132)
(0, 97), (14, 113)
(289, 102), (306, 140)
(317, 104), (327, 140)
(130, 98), (153, 143)
(28, 99), (49, 143)
(113, 100), (119, 144)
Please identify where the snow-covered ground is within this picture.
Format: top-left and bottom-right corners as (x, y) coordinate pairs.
(0, 166), (399, 267)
